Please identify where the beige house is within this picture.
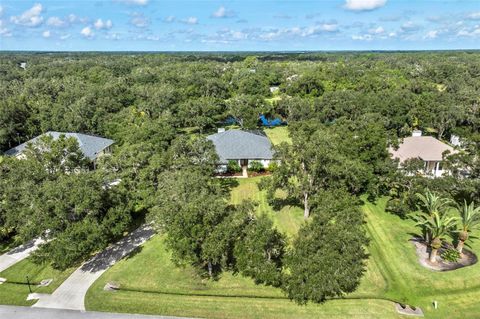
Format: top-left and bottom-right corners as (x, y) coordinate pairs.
(390, 130), (455, 177)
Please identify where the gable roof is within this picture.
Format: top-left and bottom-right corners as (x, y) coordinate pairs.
(207, 129), (274, 163)
(390, 136), (455, 162)
(5, 132), (114, 161)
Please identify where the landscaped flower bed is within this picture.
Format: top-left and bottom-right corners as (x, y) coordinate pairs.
(411, 237), (478, 271)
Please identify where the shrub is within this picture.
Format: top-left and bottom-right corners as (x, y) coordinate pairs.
(227, 160), (241, 173)
(441, 248), (461, 263)
(385, 198), (410, 219)
(249, 160), (264, 172)
(267, 161), (278, 172)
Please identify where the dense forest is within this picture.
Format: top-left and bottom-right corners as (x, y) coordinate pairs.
(0, 52), (479, 303)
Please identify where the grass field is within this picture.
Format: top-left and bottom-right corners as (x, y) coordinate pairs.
(264, 126), (291, 146)
(85, 179), (480, 318)
(229, 176), (303, 238)
(85, 178), (400, 318)
(363, 198), (480, 318)
(0, 257), (75, 306)
(85, 236), (400, 319)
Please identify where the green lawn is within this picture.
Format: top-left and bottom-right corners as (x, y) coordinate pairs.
(0, 257), (76, 305)
(264, 126), (291, 146)
(229, 176), (303, 238)
(85, 178), (402, 318)
(363, 198), (480, 318)
(85, 178), (480, 318)
(86, 235), (400, 319)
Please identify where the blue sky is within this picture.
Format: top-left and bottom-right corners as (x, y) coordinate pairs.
(1, 0), (479, 51)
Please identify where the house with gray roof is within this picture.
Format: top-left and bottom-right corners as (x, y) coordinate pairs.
(5, 132), (114, 167)
(207, 129), (274, 176)
(389, 130), (455, 177)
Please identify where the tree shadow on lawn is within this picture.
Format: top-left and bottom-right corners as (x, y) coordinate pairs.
(123, 246), (144, 261)
(270, 197), (301, 212)
(219, 178), (240, 193)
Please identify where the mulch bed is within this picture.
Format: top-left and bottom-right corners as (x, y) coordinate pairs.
(411, 237), (478, 271)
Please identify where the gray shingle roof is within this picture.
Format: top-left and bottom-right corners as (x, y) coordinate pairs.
(207, 129), (274, 163)
(5, 132), (114, 161)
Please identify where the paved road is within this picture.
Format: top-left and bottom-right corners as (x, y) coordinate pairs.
(0, 238), (44, 273)
(32, 225), (155, 311)
(0, 305), (195, 319)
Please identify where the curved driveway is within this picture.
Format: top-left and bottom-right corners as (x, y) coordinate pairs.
(33, 225), (155, 311)
(0, 238), (44, 273)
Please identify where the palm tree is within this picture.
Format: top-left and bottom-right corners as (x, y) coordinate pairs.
(415, 190), (452, 242)
(416, 189), (452, 216)
(416, 211), (458, 263)
(455, 200), (480, 254)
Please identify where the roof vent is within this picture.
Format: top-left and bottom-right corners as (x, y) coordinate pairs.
(218, 128), (226, 133)
(412, 130), (422, 137)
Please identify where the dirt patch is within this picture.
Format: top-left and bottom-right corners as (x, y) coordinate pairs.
(411, 237), (477, 271)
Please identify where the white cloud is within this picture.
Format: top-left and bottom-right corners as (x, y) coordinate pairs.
(105, 32), (121, 40)
(10, 3), (44, 27)
(401, 21), (421, 32)
(203, 28), (248, 43)
(47, 17), (67, 27)
(146, 35), (160, 41)
(68, 14), (77, 23)
(94, 18), (113, 30)
(257, 23), (338, 41)
(467, 12), (480, 20)
(116, 0), (149, 5)
(181, 17), (198, 25)
(369, 26), (384, 34)
(318, 23), (338, 32)
(60, 33), (71, 40)
(344, 0), (386, 11)
(66, 14), (88, 25)
(164, 15), (176, 23)
(81, 26), (94, 38)
(0, 20), (12, 37)
(457, 25), (480, 37)
(130, 13), (149, 27)
(352, 34), (373, 40)
(42, 30), (51, 38)
(424, 30), (438, 39)
(211, 6), (235, 18)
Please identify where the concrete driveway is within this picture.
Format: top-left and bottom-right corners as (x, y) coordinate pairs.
(0, 238), (44, 273)
(0, 305), (195, 319)
(32, 224), (155, 311)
